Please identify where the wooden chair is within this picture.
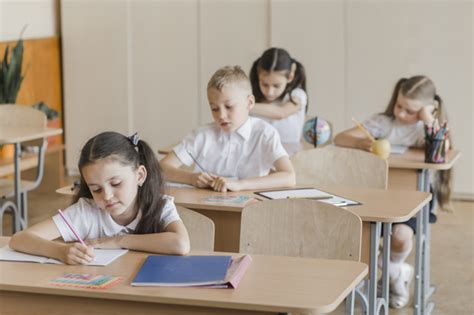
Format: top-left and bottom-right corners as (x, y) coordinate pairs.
(291, 145), (388, 189)
(177, 206), (215, 251)
(240, 199), (362, 314)
(0, 105), (48, 232)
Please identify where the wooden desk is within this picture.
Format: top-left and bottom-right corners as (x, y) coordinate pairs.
(387, 149), (460, 315)
(167, 185), (430, 315)
(0, 126), (63, 231)
(56, 184), (430, 314)
(0, 237), (367, 315)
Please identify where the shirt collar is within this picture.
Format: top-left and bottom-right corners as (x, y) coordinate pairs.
(235, 117), (252, 140)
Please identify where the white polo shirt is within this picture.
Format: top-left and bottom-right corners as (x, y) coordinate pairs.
(258, 88), (308, 156)
(363, 114), (425, 147)
(173, 117), (288, 179)
(52, 195), (180, 241)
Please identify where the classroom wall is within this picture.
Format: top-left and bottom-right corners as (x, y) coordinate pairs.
(0, 0), (59, 41)
(60, 0), (473, 197)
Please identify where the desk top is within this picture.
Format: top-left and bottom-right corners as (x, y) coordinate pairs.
(0, 127), (63, 144)
(388, 148), (461, 170)
(56, 184), (431, 223)
(166, 184), (431, 223)
(0, 237), (367, 314)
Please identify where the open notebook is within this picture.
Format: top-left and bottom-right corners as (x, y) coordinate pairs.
(255, 188), (361, 207)
(0, 246), (128, 266)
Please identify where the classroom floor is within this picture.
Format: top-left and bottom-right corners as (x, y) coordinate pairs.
(2, 185), (473, 315)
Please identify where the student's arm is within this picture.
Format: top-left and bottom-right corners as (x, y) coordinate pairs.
(160, 151), (215, 188)
(9, 219), (95, 265)
(211, 156), (296, 192)
(86, 220), (190, 255)
(334, 127), (375, 152)
(251, 100), (302, 120)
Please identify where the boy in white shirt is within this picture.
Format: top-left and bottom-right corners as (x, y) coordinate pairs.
(160, 65), (295, 192)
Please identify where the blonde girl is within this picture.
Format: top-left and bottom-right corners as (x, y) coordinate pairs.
(335, 75), (452, 309)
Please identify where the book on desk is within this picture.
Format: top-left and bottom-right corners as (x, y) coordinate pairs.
(132, 254), (252, 288)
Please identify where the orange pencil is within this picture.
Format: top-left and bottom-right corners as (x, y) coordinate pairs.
(352, 118), (375, 141)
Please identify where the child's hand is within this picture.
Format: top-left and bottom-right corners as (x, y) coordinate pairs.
(87, 236), (123, 249)
(191, 172), (216, 188)
(62, 242), (95, 265)
(418, 105), (435, 124)
(357, 137), (375, 152)
(210, 177), (241, 192)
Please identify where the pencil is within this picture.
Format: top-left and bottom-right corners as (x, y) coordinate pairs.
(186, 150), (208, 173)
(352, 118), (376, 141)
(58, 209), (86, 247)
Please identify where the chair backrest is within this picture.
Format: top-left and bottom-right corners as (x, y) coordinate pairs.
(240, 199), (362, 261)
(291, 145), (388, 189)
(0, 104), (46, 129)
(177, 206), (215, 251)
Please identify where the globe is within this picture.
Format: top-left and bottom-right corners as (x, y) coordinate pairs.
(303, 117), (332, 147)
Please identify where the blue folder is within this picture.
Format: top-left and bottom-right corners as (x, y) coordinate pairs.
(131, 255), (232, 287)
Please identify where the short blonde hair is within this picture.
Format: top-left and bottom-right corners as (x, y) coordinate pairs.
(207, 65), (252, 94)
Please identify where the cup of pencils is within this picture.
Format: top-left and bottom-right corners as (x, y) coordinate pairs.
(424, 120), (448, 164)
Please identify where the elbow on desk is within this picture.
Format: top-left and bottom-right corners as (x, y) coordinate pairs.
(173, 238), (191, 256)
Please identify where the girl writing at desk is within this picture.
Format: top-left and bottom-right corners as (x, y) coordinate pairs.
(335, 75), (452, 309)
(10, 131), (190, 264)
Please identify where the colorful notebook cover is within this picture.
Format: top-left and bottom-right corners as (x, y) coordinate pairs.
(131, 255), (251, 288)
(49, 273), (123, 289)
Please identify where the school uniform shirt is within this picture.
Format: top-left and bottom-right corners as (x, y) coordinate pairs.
(52, 195), (180, 241)
(173, 116), (288, 179)
(258, 88), (308, 156)
(363, 114), (425, 147)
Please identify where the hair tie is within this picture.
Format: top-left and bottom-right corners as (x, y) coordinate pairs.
(128, 132), (140, 151)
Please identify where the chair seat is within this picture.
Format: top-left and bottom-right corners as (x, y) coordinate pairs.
(0, 179), (37, 198)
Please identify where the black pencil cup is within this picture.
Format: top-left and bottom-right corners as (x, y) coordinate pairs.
(425, 138), (446, 163)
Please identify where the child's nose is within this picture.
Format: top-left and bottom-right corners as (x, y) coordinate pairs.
(103, 187), (113, 200)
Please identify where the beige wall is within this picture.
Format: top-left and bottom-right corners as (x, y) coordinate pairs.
(60, 0), (473, 197)
(0, 0), (58, 40)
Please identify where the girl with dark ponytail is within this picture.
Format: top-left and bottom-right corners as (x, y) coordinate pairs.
(10, 131), (190, 265)
(249, 47), (308, 155)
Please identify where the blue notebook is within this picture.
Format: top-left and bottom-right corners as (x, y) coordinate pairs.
(131, 255), (233, 287)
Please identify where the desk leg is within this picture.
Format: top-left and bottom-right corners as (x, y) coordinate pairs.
(421, 170), (435, 314)
(414, 169), (434, 315)
(13, 143), (22, 232)
(368, 222), (389, 315)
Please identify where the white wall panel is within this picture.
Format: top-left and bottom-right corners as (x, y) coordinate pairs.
(271, 0), (346, 132)
(0, 0), (57, 41)
(130, 0), (198, 151)
(62, 0), (129, 173)
(199, 0), (269, 124)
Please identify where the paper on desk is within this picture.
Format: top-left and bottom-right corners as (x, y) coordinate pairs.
(0, 246), (128, 266)
(165, 182), (196, 189)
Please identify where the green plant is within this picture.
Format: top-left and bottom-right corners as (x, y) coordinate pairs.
(0, 38), (25, 104)
(32, 101), (58, 120)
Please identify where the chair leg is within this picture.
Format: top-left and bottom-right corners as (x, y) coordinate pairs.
(345, 289), (355, 315)
(0, 201), (18, 235)
(20, 192), (28, 229)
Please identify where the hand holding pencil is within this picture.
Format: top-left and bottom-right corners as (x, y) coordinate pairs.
(58, 209), (95, 265)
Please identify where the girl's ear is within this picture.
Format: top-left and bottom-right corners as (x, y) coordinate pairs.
(137, 165), (147, 187)
(288, 63), (297, 82)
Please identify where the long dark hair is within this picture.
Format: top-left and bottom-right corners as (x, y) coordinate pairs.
(250, 47), (307, 108)
(384, 76), (452, 210)
(73, 131), (166, 233)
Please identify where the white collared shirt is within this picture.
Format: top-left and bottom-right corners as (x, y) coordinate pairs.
(52, 195), (180, 241)
(254, 88), (308, 156)
(173, 117), (288, 179)
(363, 114), (425, 147)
